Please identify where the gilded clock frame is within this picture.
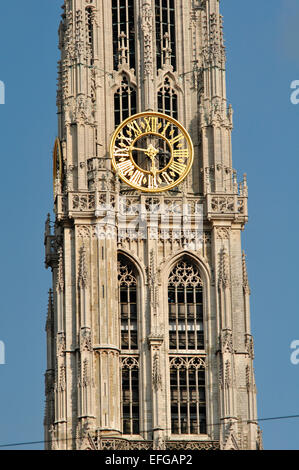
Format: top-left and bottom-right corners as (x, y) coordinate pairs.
(110, 111), (194, 193)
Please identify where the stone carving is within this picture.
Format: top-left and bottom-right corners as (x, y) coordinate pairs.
(78, 225), (91, 239)
(77, 357), (81, 388)
(245, 365), (251, 392)
(58, 365), (66, 392)
(56, 248), (64, 292)
(46, 289), (54, 332)
(154, 435), (166, 450)
(49, 425), (59, 451)
(218, 249), (230, 289)
(167, 441), (220, 450)
(224, 360), (231, 389)
(238, 198), (245, 215)
(211, 196), (234, 213)
(120, 356), (139, 369)
(257, 427), (263, 450)
(83, 359), (90, 388)
(147, 249), (159, 312)
(141, 0), (153, 78)
(57, 332), (66, 357)
(100, 439), (152, 450)
(72, 194), (95, 211)
(216, 227), (230, 240)
(220, 329), (233, 354)
(242, 251), (251, 295)
(168, 261), (203, 288)
(169, 356), (206, 370)
(152, 352), (162, 391)
(80, 327), (92, 352)
(118, 262), (137, 288)
(245, 334), (254, 360)
(77, 423), (97, 451)
(78, 246), (88, 288)
(202, 12), (226, 68)
(219, 361), (223, 389)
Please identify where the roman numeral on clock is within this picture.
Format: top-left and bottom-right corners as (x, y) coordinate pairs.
(143, 117), (158, 133)
(169, 133), (184, 146)
(126, 120), (143, 138)
(173, 149), (189, 159)
(148, 175), (158, 189)
(116, 131), (133, 148)
(116, 159), (135, 175)
(129, 169), (144, 186)
(161, 171), (174, 184)
(169, 161), (187, 175)
(160, 122), (170, 137)
(114, 147), (130, 158)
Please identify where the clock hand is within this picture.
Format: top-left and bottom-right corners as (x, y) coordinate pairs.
(127, 143), (160, 176)
(128, 146), (151, 153)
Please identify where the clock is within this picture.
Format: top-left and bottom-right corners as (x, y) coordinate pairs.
(110, 112), (194, 192)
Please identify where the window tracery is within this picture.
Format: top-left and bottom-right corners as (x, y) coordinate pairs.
(158, 77), (178, 119)
(168, 260), (204, 351)
(114, 75), (137, 127)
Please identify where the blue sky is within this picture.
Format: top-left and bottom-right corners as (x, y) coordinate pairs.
(0, 0), (298, 450)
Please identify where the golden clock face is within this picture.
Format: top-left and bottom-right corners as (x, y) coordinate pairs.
(110, 112), (194, 192)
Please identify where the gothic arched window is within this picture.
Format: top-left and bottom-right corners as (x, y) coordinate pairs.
(118, 257), (140, 435)
(155, 0), (176, 70)
(112, 0), (136, 70)
(168, 260), (204, 351)
(114, 75), (137, 127)
(158, 78), (178, 119)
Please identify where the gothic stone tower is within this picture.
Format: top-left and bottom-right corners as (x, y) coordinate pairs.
(44, 0), (262, 450)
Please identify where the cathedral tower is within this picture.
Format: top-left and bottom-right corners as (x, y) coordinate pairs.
(44, 0), (262, 450)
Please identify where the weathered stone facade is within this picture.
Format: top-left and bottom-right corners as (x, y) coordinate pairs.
(44, 0), (262, 450)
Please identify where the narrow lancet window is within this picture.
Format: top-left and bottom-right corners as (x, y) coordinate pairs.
(121, 357), (140, 435)
(118, 258), (138, 350)
(118, 257), (140, 435)
(158, 77), (178, 119)
(112, 0), (136, 70)
(155, 0), (176, 70)
(114, 75), (137, 127)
